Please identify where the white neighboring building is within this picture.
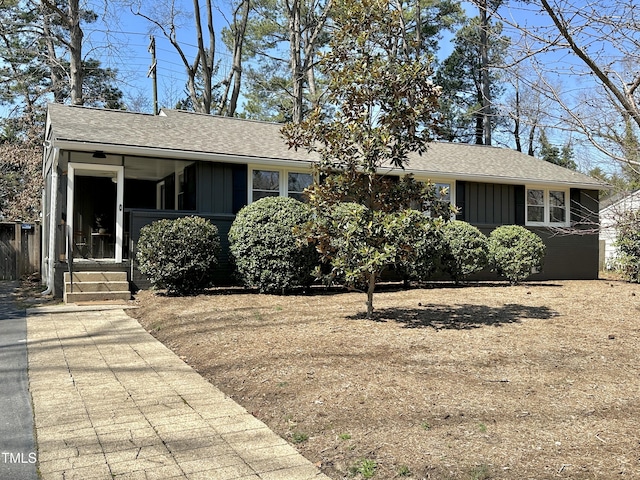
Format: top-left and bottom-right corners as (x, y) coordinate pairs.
(600, 189), (640, 269)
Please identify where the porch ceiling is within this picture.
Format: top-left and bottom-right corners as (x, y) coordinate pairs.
(69, 152), (194, 182)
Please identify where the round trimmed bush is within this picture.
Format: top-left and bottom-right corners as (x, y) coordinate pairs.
(228, 196), (318, 293)
(488, 225), (546, 284)
(441, 220), (489, 282)
(136, 216), (220, 294)
(393, 211), (444, 282)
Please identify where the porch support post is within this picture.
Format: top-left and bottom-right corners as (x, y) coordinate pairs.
(42, 164), (58, 295)
(42, 152), (59, 295)
(115, 166), (124, 263)
(66, 164), (75, 262)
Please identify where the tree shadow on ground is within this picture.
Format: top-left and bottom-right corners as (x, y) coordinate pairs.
(348, 303), (558, 330)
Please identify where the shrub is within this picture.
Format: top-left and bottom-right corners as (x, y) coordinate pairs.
(136, 216), (220, 294)
(440, 220), (489, 282)
(615, 210), (640, 283)
(228, 196), (317, 293)
(392, 211), (444, 282)
(488, 225), (546, 284)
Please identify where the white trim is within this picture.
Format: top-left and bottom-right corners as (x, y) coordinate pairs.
(156, 181), (165, 209)
(525, 186), (570, 227)
(387, 166), (603, 191)
(42, 152), (59, 295)
(54, 140), (316, 170)
(67, 163), (124, 263)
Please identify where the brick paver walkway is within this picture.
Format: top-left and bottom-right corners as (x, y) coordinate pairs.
(27, 305), (330, 480)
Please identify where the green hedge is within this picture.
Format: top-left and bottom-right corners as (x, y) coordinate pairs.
(615, 210), (640, 283)
(440, 220), (489, 282)
(228, 196), (318, 293)
(488, 225), (546, 284)
(136, 216), (220, 294)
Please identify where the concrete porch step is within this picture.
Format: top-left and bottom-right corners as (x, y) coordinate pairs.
(64, 271), (128, 283)
(64, 290), (131, 304)
(63, 271), (131, 304)
(64, 281), (130, 293)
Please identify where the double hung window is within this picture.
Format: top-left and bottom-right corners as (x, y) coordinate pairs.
(250, 167), (313, 202)
(526, 188), (568, 226)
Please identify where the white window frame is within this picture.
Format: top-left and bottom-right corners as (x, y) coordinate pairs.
(413, 178), (455, 218)
(176, 168), (185, 209)
(525, 186), (570, 227)
(248, 165), (314, 203)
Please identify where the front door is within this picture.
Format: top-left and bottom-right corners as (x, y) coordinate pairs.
(67, 163), (124, 262)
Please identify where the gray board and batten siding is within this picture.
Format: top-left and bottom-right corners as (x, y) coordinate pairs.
(456, 182), (600, 280)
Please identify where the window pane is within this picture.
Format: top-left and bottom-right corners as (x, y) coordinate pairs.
(527, 189), (544, 206)
(252, 190), (279, 201)
(550, 207), (565, 223)
(288, 172), (313, 193)
(528, 206), (544, 223)
(549, 191), (566, 223)
(253, 170), (279, 191)
(549, 190), (565, 207)
(435, 183), (451, 202)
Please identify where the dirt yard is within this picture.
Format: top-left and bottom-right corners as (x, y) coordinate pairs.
(128, 279), (640, 480)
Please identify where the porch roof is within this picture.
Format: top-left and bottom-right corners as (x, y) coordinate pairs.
(46, 103), (605, 189)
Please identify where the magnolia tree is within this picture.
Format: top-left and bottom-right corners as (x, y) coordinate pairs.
(283, 0), (446, 318)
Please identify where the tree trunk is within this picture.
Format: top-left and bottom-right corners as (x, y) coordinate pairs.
(527, 124), (536, 156)
(479, 0), (491, 145)
(192, 0), (215, 114)
(306, 38), (318, 110)
(513, 86), (522, 152)
(42, 12), (64, 103)
(68, 0), (83, 105)
(366, 272), (376, 319)
(475, 113), (484, 144)
(224, 0), (250, 116)
(288, 0), (304, 123)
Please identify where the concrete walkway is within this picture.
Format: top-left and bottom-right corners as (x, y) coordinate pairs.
(27, 305), (331, 480)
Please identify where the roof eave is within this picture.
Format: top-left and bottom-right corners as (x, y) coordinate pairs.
(390, 167), (607, 191)
(50, 138), (607, 190)
(51, 139), (315, 168)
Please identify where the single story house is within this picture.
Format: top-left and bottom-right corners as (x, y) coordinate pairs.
(599, 189), (640, 269)
(42, 103), (605, 298)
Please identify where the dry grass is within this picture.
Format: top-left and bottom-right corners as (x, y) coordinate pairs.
(128, 279), (640, 479)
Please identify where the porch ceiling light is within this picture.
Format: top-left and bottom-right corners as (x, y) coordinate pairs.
(92, 151), (106, 159)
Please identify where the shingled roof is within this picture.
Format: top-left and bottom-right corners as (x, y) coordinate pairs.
(46, 103), (604, 189)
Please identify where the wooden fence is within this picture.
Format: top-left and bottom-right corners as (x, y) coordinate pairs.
(0, 222), (41, 281)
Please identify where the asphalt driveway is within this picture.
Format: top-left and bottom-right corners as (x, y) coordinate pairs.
(0, 281), (38, 480)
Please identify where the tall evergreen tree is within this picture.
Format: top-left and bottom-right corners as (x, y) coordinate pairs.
(0, 0), (123, 141)
(435, 14), (509, 144)
(538, 129), (576, 170)
(241, 0), (332, 123)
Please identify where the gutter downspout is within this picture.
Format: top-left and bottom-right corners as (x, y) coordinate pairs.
(41, 148), (59, 296)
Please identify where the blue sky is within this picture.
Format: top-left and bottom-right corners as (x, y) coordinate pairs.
(54, 0), (627, 173)
(87, 0), (241, 112)
(86, 0), (481, 114)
